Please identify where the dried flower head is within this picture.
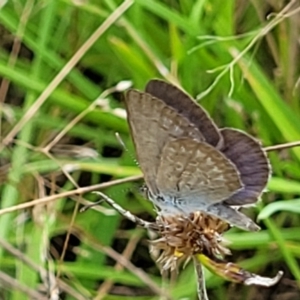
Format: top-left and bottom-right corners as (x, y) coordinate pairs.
(148, 210), (283, 290)
(151, 212), (230, 271)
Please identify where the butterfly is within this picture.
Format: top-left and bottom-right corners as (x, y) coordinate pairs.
(124, 80), (270, 231)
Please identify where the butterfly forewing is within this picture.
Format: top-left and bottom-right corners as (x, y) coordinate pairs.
(155, 138), (242, 207)
(125, 89), (204, 195)
(145, 80), (223, 148)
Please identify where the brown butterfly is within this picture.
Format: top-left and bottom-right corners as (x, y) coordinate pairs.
(124, 80), (270, 231)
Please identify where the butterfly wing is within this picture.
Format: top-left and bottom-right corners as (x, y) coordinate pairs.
(220, 128), (271, 205)
(145, 80), (223, 148)
(155, 137), (261, 231)
(155, 138), (242, 205)
(125, 90), (204, 195)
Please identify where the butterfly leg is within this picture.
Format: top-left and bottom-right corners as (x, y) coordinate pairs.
(205, 203), (260, 231)
(94, 191), (158, 230)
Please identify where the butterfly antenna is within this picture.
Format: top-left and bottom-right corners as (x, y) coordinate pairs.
(115, 134), (145, 198)
(115, 132), (139, 167)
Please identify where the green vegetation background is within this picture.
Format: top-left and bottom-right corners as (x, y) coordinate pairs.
(0, 1), (300, 299)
